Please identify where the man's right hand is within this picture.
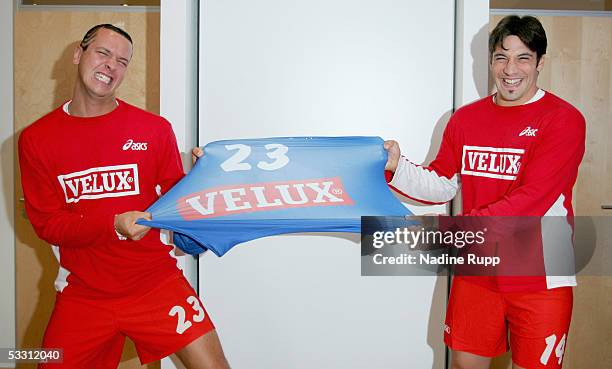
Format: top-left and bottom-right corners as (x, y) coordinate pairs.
(383, 140), (401, 173)
(114, 211), (152, 241)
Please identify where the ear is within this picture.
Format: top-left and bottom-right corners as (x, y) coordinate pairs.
(73, 45), (83, 65)
(536, 54), (545, 72)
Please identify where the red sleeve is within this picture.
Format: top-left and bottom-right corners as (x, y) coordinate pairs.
(426, 116), (462, 178)
(18, 130), (115, 248)
(466, 110), (585, 216)
(156, 119), (186, 194)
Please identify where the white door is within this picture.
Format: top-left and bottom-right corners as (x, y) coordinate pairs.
(198, 1), (455, 368)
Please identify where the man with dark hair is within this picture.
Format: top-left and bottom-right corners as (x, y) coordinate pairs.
(489, 15), (547, 64)
(19, 24), (230, 368)
(385, 15), (584, 369)
(79, 23), (134, 50)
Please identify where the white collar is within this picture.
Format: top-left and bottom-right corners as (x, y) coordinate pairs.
(492, 88), (545, 106)
(63, 99), (119, 116)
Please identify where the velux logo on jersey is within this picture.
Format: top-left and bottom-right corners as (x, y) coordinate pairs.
(461, 145), (524, 181)
(178, 177), (354, 220)
(57, 164), (140, 203)
(519, 126), (538, 137)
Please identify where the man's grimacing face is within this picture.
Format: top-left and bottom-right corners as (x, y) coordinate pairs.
(490, 35), (544, 107)
(73, 28), (133, 99)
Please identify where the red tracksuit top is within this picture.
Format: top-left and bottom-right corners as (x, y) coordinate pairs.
(389, 91), (586, 291)
(19, 100), (185, 299)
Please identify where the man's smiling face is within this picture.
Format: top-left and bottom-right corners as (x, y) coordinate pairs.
(491, 35), (544, 106)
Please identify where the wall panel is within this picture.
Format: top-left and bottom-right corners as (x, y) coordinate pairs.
(197, 1), (456, 368)
(0, 0), (15, 366)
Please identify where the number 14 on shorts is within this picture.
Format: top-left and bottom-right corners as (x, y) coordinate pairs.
(169, 296), (206, 334)
(540, 333), (566, 366)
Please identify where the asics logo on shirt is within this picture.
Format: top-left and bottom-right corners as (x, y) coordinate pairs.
(518, 126), (538, 137)
(123, 139), (148, 151)
(461, 145), (524, 181)
(57, 164), (140, 203)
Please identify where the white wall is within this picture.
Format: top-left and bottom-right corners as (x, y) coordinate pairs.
(197, 1), (453, 368)
(0, 0), (16, 367)
(455, 0), (491, 107)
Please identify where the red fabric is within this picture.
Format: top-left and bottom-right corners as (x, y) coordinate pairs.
(404, 92), (585, 216)
(390, 92), (585, 292)
(39, 275), (215, 368)
(445, 278), (573, 368)
(384, 170), (394, 183)
(19, 100), (185, 299)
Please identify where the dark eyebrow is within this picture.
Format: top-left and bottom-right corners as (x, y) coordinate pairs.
(518, 53), (534, 58)
(96, 47), (111, 53)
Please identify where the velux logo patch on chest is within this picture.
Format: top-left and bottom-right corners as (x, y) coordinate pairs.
(57, 164), (140, 203)
(461, 145), (524, 181)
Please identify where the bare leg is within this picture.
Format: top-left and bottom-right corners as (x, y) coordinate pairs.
(175, 330), (230, 369)
(451, 350), (492, 369)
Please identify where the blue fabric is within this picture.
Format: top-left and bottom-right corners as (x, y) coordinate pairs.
(138, 136), (411, 256)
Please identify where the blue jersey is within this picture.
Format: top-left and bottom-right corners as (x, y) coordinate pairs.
(139, 136), (411, 256)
